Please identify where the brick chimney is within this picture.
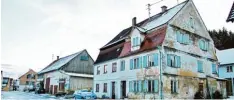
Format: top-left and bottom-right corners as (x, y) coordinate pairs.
(132, 17), (137, 26)
(161, 5), (167, 13)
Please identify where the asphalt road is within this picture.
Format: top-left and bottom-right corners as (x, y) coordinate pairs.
(1, 91), (58, 100)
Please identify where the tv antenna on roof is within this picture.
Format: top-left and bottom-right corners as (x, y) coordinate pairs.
(146, 0), (163, 20)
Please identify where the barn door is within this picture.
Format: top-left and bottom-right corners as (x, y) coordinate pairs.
(54, 85), (58, 94)
(45, 78), (50, 93)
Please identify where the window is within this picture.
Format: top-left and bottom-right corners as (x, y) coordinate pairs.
(103, 83), (107, 92)
(176, 31), (190, 44)
(227, 66), (233, 72)
(143, 53), (158, 68)
(112, 63), (117, 72)
(129, 80), (158, 93)
(26, 81), (29, 85)
(129, 81), (133, 92)
(104, 65), (107, 74)
(212, 63), (217, 74)
(130, 57), (140, 70)
(96, 84), (99, 92)
(27, 74), (31, 79)
(120, 60), (125, 71)
(189, 16), (195, 29)
(167, 54), (181, 68)
(199, 39), (208, 51)
(132, 37), (140, 47)
(197, 60), (203, 72)
(80, 55), (89, 61)
(97, 66), (100, 75)
(171, 79), (178, 94)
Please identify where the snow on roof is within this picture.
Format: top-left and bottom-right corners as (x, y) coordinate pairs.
(216, 48), (234, 65)
(63, 72), (93, 78)
(38, 50), (84, 74)
(142, 1), (187, 31)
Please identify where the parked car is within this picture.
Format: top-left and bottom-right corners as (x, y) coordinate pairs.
(28, 85), (36, 92)
(73, 89), (97, 99)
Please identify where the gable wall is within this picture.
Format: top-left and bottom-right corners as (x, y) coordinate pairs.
(19, 70), (37, 85)
(62, 50), (94, 74)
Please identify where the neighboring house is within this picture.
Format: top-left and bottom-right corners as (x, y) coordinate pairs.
(37, 49), (94, 94)
(217, 48), (234, 96)
(18, 69), (37, 91)
(94, 0), (225, 99)
(2, 77), (13, 91)
(226, 2), (234, 23)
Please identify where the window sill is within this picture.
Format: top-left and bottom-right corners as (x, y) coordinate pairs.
(178, 42), (189, 45)
(212, 72), (217, 74)
(168, 66), (180, 68)
(132, 45), (140, 47)
(198, 71), (204, 73)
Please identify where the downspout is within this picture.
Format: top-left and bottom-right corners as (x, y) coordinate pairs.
(232, 76), (234, 96)
(159, 46), (163, 99)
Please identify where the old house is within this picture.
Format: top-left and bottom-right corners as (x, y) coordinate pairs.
(93, 0), (225, 99)
(37, 49), (94, 94)
(217, 48), (234, 96)
(18, 69), (37, 91)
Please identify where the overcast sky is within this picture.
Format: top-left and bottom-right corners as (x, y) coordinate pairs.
(1, 0), (234, 78)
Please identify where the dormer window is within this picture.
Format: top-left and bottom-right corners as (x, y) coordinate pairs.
(132, 37), (140, 47)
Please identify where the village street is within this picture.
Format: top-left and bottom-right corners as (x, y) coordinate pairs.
(1, 91), (60, 100)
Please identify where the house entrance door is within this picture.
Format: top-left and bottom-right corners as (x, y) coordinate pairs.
(111, 82), (115, 99)
(121, 81), (126, 98)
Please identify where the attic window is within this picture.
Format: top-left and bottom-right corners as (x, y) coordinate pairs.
(189, 16), (194, 29)
(117, 48), (120, 51)
(80, 55), (89, 61)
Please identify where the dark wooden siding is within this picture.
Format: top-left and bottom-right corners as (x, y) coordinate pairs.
(62, 50), (94, 74)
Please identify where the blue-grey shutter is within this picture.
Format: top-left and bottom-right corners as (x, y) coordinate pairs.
(176, 31), (180, 42)
(167, 54), (171, 66)
(139, 57), (142, 68)
(130, 59), (133, 70)
(129, 81), (132, 92)
(154, 80), (159, 93)
(154, 53), (158, 66)
(133, 81), (137, 92)
(212, 64), (216, 73)
(185, 34), (189, 44)
(144, 80), (148, 92)
(136, 37), (139, 45)
(138, 80), (142, 92)
(176, 80), (179, 93)
(176, 56), (181, 68)
(197, 61), (203, 72)
(133, 38), (136, 46)
(143, 56), (147, 68)
(137, 58), (140, 69)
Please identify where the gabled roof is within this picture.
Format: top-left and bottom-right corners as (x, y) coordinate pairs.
(18, 69), (36, 79)
(95, 1), (188, 64)
(101, 0), (188, 49)
(38, 50), (85, 74)
(95, 41), (125, 64)
(216, 48), (234, 65)
(226, 2), (234, 22)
